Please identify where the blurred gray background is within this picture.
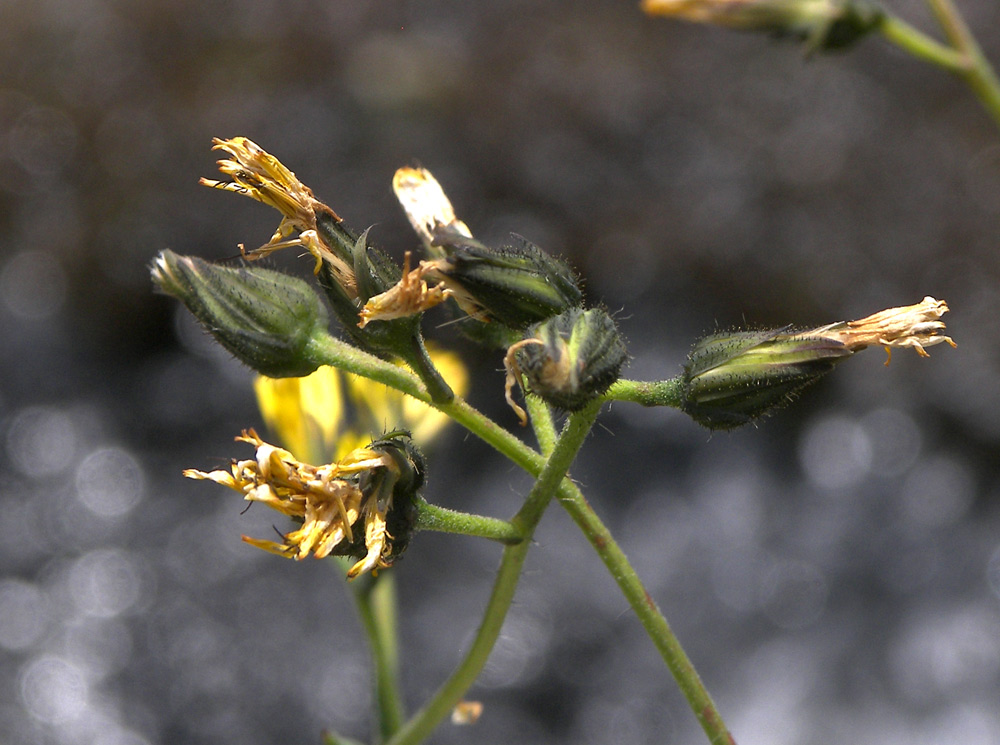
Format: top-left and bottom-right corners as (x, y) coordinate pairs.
(2, 0), (1000, 744)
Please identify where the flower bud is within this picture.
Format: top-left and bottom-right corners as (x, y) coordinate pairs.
(151, 249), (328, 377)
(643, 0), (883, 51)
(506, 308), (628, 419)
(430, 234), (583, 330)
(681, 328), (853, 429)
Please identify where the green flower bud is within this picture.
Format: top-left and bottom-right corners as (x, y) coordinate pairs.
(507, 308), (628, 418)
(151, 250), (328, 377)
(681, 328), (853, 429)
(434, 234), (583, 330)
(643, 0), (883, 52)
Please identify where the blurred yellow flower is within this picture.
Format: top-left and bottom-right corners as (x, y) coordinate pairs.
(253, 346), (468, 464)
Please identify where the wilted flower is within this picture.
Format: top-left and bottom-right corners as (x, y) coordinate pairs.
(201, 137), (355, 286)
(185, 429), (424, 578)
(819, 295), (956, 364)
(360, 235), (583, 330)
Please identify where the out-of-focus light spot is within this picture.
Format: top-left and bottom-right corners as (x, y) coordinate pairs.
(344, 32), (462, 109)
(798, 414), (873, 490)
(890, 605), (1000, 703)
(479, 610), (552, 688)
(760, 559), (828, 630)
(986, 545), (1000, 600)
(0, 249), (67, 320)
(711, 548), (772, 613)
(7, 106), (77, 178)
(0, 579), (50, 651)
(898, 455), (975, 529)
(733, 639), (819, 745)
(68, 549), (143, 619)
(65, 618), (133, 680)
(862, 408), (922, 478)
(6, 406), (78, 477)
(20, 655), (88, 723)
(91, 728), (153, 745)
(75, 447), (145, 518)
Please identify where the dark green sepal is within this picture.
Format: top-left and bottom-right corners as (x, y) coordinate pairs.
(151, 250), (327, 377)
(438, 234), (583, 329)
(335, 431), (425, 563)
(517, 307), (628, 411)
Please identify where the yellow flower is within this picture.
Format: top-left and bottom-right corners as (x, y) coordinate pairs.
(185, 429), (422, 578)
(253, 347), (468, 464)
(200, 136), (355, 284)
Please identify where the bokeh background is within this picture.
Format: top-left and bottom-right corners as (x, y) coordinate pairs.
(3, 0), (1000, 744)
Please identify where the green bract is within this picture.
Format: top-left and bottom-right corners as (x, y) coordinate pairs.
(681, 328), (853, 429)
(151, 249), (328, 378)
(435, 234), (583, 330)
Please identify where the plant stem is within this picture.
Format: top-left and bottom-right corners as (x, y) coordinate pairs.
(306, 332), (544, 472)
(402, 331), (455, 404)
(383, 402), (602, 745)
(353, 572), (406, 742)
(307, 334), (735, 744)
(923, 0), (1000, 128)
(605, 377), (686, 408)
(415, 499), (524, 544)
(525, 394), (558, 456)
(555, 482), (736, 745)
(877, 15), (969, 73)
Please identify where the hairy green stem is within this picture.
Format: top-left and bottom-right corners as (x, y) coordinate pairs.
(307, 334), (735, 744)
(606, 377), (686, 408)
(353, 572), (406, 742)
(555, 482), (735, 745)
(383, 402), (602, 745)
(415, 499), (524, 544)
(525, 394), (558, 456)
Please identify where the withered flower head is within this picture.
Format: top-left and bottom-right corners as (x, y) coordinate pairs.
(200, 137), (355, 286)
(680, 296), (956, 429)
(184, 429), (425, 578)
(819, 296), (956, 365)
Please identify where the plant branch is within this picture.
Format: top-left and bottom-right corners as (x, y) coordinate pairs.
(414, 499), (524, 544)
(352, 571), (406, 742)
(555, 482), (736, 745)
(925, 0), (1000, 127)
(383, 401), (603, 745)
(605, 377), (686, 408)
(877, 14), (970, 73)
